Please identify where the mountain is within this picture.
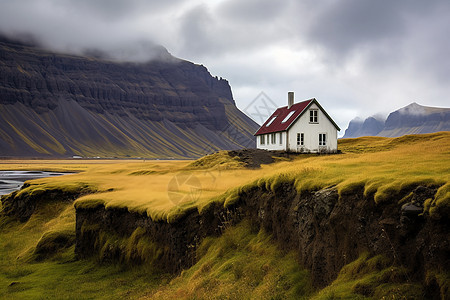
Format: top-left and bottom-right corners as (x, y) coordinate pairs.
(378, 102), (450, 137)
(0, 36), (258, 158)
(343, 102), (450, 138)
(343, 116), (384, 138)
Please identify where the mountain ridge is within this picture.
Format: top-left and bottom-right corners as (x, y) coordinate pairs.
(0, 36), (258, 158)
(343, 102), (450, 138)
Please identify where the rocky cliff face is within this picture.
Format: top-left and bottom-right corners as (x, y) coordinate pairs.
(72, 182), (447, 296)
(343, 103), (450, 138)
(0, 36), (258, 158)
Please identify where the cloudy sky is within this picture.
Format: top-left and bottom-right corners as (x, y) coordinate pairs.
(1, 0), (449, 132)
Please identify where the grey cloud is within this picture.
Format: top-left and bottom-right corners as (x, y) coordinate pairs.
(407, 3), (450, 84)
(218, 0), (287, 23)
(177, 0), (295, 59)
(298, 0), (450, 89)
(82, 41), (176, 63)
(0, 0), (449, 125)
(304, 0), (449, 61)
(178, 4), (215, 56)
(48, 0), (185, 20)
(306, 0), (406, 57)
(0, 0), (190, 61)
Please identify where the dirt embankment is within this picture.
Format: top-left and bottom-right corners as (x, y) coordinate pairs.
(74, 182), (448, 296)
(75, 203), (244, 272)
(241, 184), (447, 288)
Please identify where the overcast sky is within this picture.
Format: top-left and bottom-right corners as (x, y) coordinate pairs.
(1, 0), (449, 133)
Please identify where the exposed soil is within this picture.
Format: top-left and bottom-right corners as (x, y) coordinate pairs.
(74, 182), (448, 298)
(1, 184), (92, 222)
(75, 203), (244, 272)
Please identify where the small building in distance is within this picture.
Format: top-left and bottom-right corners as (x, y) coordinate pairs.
(254, 92), (340, 153)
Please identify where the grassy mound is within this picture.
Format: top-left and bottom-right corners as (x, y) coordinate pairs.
(32, 230), (75, 261)
(188, 151), (244, 169)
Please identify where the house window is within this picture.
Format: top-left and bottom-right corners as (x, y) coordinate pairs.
(310, 109), (318, 123)
(260, 135), (265, 145)
(279, 132), (282, 145)
(266, 116), (277, 127)
(282, 111), (295, 123)
(271, 133), (276, 144)
(297, 133), (304, 146)
(319, 133), (327, 146)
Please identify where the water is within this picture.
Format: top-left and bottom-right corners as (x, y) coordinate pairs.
(0, 171), (70, 196)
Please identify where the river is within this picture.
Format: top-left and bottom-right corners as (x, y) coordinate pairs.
(0, 171), (70, 196)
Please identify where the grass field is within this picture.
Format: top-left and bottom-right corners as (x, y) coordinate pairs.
(0, 132), (449, 299)
(2, 132), (448, 222)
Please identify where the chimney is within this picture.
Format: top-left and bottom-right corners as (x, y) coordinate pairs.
(288, 92), (294, 109)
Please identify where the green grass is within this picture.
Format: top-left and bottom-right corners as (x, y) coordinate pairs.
(0, 200), (169, 299)
(146, 220), (313, 300)
(311, 253), (425, 299)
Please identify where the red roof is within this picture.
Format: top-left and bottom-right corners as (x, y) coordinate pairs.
(254, 98), (340, 135)
(254, 99), (313, 135)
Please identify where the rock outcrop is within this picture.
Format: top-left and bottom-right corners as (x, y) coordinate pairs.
(0, 35), (258, 158)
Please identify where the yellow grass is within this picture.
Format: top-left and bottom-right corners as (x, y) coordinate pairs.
(0, 132), (449, 299)
(1, 132), (449, 222)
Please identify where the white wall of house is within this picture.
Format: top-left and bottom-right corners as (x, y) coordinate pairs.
(256, 131), (286, 151)
(286, 103), (338, 153)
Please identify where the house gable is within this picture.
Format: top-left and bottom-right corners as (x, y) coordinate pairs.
(286, 101), (339, 152)
(287, 99), (341, 132)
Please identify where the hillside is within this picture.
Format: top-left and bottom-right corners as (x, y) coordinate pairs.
(344, 102), (450, 138)
(1, 132), (449, 299)
(0, 36), (258, 158)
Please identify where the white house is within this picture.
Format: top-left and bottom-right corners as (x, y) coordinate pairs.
(254, 92), (340, 153)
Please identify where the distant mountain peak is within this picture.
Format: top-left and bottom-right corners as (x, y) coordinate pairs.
(343, 116), (384, 138)
(343, 102), (450, 138)
(398, 102), (427, 115)
(398, 102), (449, 116)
